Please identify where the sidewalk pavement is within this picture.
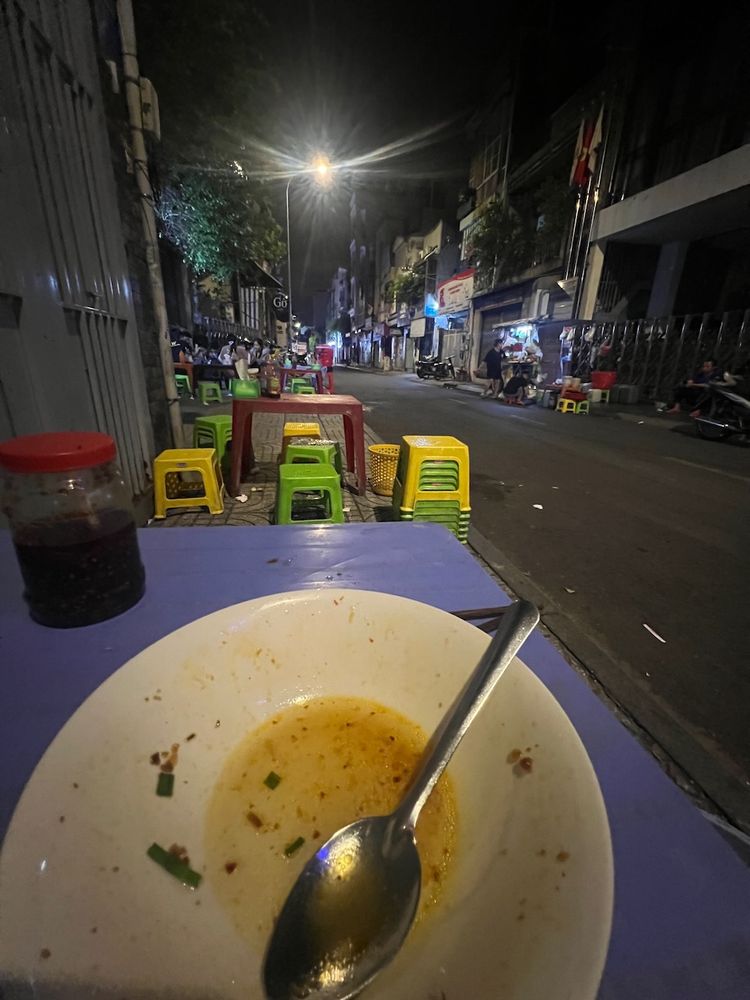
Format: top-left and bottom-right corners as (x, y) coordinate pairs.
(337, 363), (395, 376)
(446, 379), (684, 430)
(148, 397), (393, 528)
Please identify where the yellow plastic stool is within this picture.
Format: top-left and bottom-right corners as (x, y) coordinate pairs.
(576, 400), (590, 415)
(556, 398), (577, 414)
(153, 448), (224, 518)
(283, 421), (321, 440)
(391, 435), (470, 511)
(281, 421), (321, 462)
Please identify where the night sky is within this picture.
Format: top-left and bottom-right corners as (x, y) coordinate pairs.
(257, 0), (627, 317)
(137, 0), (655, 319)
(258, 0), (503, 317)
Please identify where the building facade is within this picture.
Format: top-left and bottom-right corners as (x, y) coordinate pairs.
(0, 0), (162, 500)
(579, 10), (750, 325)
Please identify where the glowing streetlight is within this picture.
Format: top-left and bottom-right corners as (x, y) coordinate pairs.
(311, 154), (333, 184)
(285, 155), (338, 343)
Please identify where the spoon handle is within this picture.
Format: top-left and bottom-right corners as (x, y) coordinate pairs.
(396, 600), (539, 832)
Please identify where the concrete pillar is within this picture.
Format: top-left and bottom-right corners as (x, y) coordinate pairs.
(646, 241), (689, 317)
(578, 243), (605, 320)
(468, 305), (483, 381)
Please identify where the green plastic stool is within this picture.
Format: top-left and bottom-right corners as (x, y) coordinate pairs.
(231, 378), (261, 399)
(193, 414), (232, 463)
(198, 382), (223, 405)
(284, 441), (337, 468)
(285, 438), (342, 478)
(275, 463), (344, 525)
(175, 373), (192, 397)
(293, 384), (316, 394)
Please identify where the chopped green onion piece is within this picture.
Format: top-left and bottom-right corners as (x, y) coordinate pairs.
(284, 836), (305, 857)
(156, 772), (175, 797)
(147, 842), (202, 889)
(264, 770), (282, 790)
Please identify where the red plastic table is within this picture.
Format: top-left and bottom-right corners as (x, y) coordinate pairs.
(278, 367), (325, 394)
(230, 394), (367, 496)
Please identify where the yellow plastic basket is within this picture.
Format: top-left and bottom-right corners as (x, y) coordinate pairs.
(368, 444), (400, 496)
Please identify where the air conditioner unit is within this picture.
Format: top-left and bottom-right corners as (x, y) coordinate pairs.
(139, 78), (161, 141)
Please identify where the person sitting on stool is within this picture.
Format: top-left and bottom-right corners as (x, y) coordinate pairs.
(665, 359), (722, 415)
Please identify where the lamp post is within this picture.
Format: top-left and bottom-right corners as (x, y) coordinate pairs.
(285, 178), (294, 346)
(284, 156), (333, 345)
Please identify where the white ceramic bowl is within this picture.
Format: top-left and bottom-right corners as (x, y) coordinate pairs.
(0, 590), (613, 999)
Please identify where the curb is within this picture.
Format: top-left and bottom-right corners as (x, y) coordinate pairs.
(336, 365), (396, 376)
(465, 525), (749, 844)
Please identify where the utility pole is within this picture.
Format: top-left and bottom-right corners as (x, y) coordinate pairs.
(285, 178), (294, 346)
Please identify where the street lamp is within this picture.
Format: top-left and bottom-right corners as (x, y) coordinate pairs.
(285, 155), (334, 344)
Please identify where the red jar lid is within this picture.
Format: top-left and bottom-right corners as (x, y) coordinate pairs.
(0, 432), (117, 473)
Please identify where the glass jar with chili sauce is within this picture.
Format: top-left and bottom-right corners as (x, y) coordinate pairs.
(0, 432), (145, 627)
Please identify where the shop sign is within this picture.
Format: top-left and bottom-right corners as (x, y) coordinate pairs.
(410, 316), (426, 339)
(437, 269), (475, 314)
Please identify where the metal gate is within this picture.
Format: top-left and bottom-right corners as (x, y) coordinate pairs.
(0, 0), (154, 497)
(566, 309), (750, 400)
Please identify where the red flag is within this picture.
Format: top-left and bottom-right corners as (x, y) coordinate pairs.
(570, 117), (595, 189)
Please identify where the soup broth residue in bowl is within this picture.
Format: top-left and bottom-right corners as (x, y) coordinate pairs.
(205, 696), (457, 946)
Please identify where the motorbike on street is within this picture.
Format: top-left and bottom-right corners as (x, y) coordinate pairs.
(693, 379), (750, 442)
(415, 355), (456, 380)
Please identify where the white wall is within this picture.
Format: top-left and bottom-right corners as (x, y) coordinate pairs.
(593, 145), (750, 242)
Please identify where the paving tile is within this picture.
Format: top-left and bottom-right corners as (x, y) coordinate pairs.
(149, 412), (392, 528)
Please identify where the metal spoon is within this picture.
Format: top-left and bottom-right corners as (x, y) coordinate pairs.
(263, 599), (540, 1000)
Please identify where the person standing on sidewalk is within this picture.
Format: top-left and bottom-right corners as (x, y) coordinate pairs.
(481, 339), (506, 398)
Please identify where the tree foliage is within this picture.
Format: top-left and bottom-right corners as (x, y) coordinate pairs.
(533, 177), (573, 263)
(159, 169), (284, 281)
(469, 198), (533, 290)
(133, 0), (284, 276)
(468, 178), (572, 290)
(391, 268), (424, 307)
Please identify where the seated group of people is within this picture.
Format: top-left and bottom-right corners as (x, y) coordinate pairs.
(171, 333), (273, 384)
(478, 339), (533, 404)
(476, 346), (739, 414)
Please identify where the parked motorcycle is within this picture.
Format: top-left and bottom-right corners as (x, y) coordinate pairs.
(416, 355), (456, 380)
(693, 379), (750, 441)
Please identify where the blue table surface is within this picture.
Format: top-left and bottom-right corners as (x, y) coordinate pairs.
(1, 523), (749, 998)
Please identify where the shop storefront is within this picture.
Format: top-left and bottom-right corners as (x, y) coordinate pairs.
(477, 317), (566, 386)
(372, 322), (384, 369)
(384, 306), (411, 371)
(409, 315), (432, 365)
(473, 288), (525, 363)
(436, 269), (474, 368)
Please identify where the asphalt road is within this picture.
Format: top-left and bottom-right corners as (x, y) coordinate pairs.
(335, 368), (750, 833)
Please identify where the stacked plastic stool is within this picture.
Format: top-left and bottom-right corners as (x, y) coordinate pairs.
(391, 435), (470, 542)
(153, 448), (224, 519)
(174, 373), (192, 397)
(193, 415), (232, 465)
(275, 463), (344, 525)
